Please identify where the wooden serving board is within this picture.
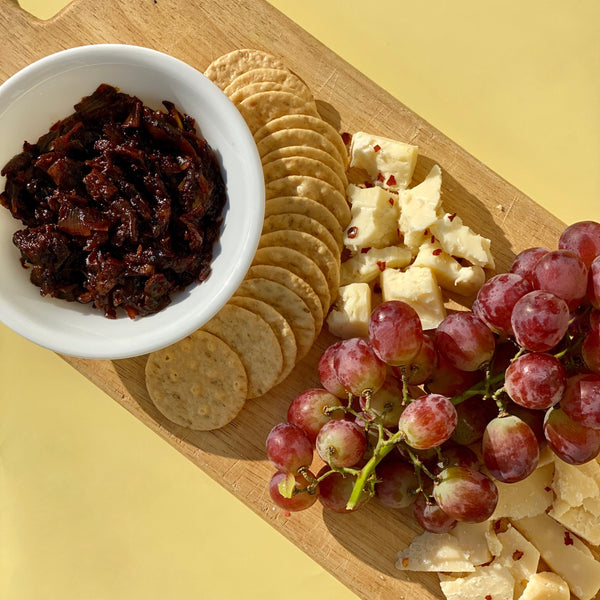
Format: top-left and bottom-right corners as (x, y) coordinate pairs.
(0, 1), (569, 598)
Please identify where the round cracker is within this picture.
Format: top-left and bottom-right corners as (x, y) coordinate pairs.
(252, 245), (331, 313)
(205, 49), (286, 90)
(145, 330), (247, 431)
(261, 145), (347, 192)
(258, 229), (340, 303)
(246, 264), (324, 336)
(253, 114), (348, 168)
(265, 196), (344, 251)
(224, 67), (312, 104)
(238, 91), (319, 135)
(262, 213), (340, 260)
(265, 175), (351, 229)
(228, 81), (314, 107)
(228, 295), (297, 385)
(201, 303), (283, 399)
(235, 277), (316, 360)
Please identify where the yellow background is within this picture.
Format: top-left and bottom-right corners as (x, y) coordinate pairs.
(2, 1), (599, 599)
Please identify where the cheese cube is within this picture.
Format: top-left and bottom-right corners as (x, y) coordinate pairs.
(513, 513), (600, 600)
(395, 531), (475, 572)
(439, 564), (515, 600)
(398, 164), (442, 234)
(326, 283), (371, 339)
(340, 245), (412, 285)
(491, 462), (554, 520)
(430, 212), (495, 269)
(495, 524), (540, 597)
(519, 572), (570, 600)
(380, 266), (446, 331)
(412, 240), (486, 297)
(349, 131), (418, 190)
(344, 185), (400, 250)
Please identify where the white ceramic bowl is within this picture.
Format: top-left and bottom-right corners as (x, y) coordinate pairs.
(0, 44), (264, 359)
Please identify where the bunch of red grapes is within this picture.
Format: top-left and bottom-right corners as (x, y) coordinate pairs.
(266, 220), (600, 533)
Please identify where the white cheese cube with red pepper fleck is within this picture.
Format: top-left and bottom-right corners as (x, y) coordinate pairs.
(429, 212), (495, 269)
(398, 164), (442, 234)
(380, 266), (446, 331)
(326, 283), (371, 339)
(412, 240), (486, 297)
(349, 131), (418, 190)
(519, 572), (570, 600)
(340, 245), (412, 286)
(343, 184), (400, 251)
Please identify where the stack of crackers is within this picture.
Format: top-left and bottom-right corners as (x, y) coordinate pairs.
(145, 49), (349, 431)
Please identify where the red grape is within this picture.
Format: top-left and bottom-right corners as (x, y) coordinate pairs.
(287, 388), (345, 443)
(560, 373), (600, 429)
(474, 273), (532, 336)
(435, 311), (495, 372)
(413, 494), (457, 533)
(533, 249), (588, 309)
(333, 337), (387, 396)
(433, 467), (498, 523)
(269, 471), (319, 511)
(451, 396), (498, 446)
(511, 290), (570, 352)
(368, 300), (424, 366)
(510, 246), (549, 284)
(504, 352), (566, 410)
(588, 256), (600, 309)
(315, 419), (367, 468)
(317, 467), (370, 513)
(544, 407), (600, 464)
(508, 402), (547, 449)
(375, 460), (419, 509)
(266, 422), (313, 474)
(482, 415), (539, 483)
(359, 374), (404, 428)
(558, 220), (600, 268)
(398, 394), (457, 450)
(581, 329), (600, 374)
(318, 341), (347, 398)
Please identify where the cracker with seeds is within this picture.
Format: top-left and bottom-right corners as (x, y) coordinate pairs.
(253, 114), (348, 168)
(235, 277), (316, 360)
(145, 330), (248, 431)
(229, 295), (298, 384)
(262, 213), (340, 260)
(238, 91), (320, 135)
(265, 196), (344, 251)
(259, 229), (340, 302)
(246, 264), (324, 335)
(205, 49), (286, 90)
(252, 245), (331, 313)
(265, 175), (351, 229)
(202, 303), (283, 399)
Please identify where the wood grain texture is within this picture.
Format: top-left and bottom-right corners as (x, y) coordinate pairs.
(0, 1), (569, 599)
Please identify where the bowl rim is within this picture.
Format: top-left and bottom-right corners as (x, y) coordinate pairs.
(0, 43), (265, 359)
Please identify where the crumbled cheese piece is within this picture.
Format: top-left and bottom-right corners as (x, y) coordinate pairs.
(438, 563), (514, 600)
(326, 283), (371, 339)
(398, 164), (442, 234)
(412, 240), (486, 297)
(380, 266), (446, 331)
(448, 521), (493, 566)
(349, 131), (418, 190)
(340, 245), (412, 286)
(495, 524), (540, 597)
(551, 457), (600, 516)
(395, 531), (475, 572)
(429, 212), (495, 269)
(344, 185), (400, 250)
(519, 572), (570, 600)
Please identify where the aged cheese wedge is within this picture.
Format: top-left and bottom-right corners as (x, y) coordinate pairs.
(340, 245), (412, 286)
(551, 456), (600, 516)
(447, 521), (493, 566)
(512, 513), (600, 600)
(519, 572), (570, 600)
(398, 164), (442, 234)
(438, 563), (515, 600)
